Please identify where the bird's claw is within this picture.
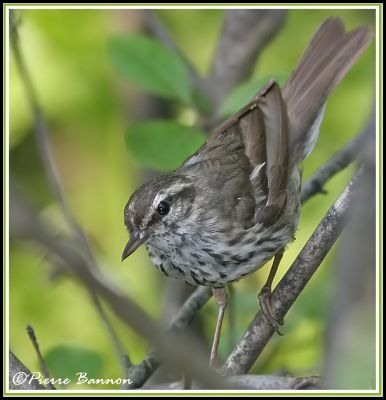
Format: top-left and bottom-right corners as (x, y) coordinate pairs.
(258, 286), (284, 335)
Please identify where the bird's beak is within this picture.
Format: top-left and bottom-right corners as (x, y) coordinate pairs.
(121, 230), (147, 261)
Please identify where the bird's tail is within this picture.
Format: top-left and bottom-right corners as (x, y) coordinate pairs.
(282, 17), (372, 164)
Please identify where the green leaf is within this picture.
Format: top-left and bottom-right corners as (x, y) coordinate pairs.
(125, 120), (206, 171)
(107, 33), (193, 104)
(44, 344), (104, 385)
(219, 74), (288, 117)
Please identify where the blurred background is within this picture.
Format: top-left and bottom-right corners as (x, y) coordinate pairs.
(9, 8), (375, 389)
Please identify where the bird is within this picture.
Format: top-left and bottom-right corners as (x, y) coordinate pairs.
(121, 17), (372, 366)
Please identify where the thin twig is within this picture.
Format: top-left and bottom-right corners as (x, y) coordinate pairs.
(25, 325), (56, 390)
(168, 286), (212, 333)
(124, 286), (212, 388)
(301, 118), (374, 203)
(220, 173), (360, 375)
(9, 11), (92, 261)
(89, 292), (131, 371)
(9, 10), (129, 373)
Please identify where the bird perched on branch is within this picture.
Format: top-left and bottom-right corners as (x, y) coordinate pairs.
(122, 17), (372, 366)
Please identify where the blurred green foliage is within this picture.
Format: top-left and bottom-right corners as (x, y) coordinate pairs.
(9, 8), (375, 389)
(44, 344), (105, 387)
(107, 33), (194, 104)
(125, 120), (205, 171)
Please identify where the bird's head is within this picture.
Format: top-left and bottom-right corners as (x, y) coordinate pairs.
(121, 174), (196, 261)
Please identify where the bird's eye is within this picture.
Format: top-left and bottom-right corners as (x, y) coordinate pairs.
(157, 200), (170, 216)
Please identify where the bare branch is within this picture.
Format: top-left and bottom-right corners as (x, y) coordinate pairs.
(221, 173), (359, 375)
(89, 292), (132, 370)
(9, 351), (46, 390)
(168, 286), (212, 333)
(206, 10), (286, 118)
(301, 117), (375, 203)
(26, 325), (56, 390)
(142, 374), (323, 390)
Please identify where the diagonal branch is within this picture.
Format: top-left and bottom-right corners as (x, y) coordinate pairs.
(220, 173), (360, 375)
(301, 116), (375, 203)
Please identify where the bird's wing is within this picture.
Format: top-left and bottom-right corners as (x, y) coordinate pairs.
(183, 80), (289, 226)
(255, 81), (289, 224)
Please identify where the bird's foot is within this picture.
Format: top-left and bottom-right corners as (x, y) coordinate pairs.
(258, 286), (284, 335)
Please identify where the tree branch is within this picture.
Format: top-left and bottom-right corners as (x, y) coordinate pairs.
(301, 117), (375, 203)
(142, 374), (323, 390)
(206, 10), (286, 120)
(221, 173), (359, 375)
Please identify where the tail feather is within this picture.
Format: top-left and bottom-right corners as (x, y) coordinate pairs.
(282, 17), (372, 163)
(284, 17), (345, 101)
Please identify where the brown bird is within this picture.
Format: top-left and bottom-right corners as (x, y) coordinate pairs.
(122, 18), (372, 366)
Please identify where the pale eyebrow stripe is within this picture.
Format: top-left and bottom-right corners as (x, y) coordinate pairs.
(140, 180), (191, 231)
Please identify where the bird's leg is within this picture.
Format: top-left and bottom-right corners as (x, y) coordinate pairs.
(210, 287), (228, 368)
(258, 249), (285, 333)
